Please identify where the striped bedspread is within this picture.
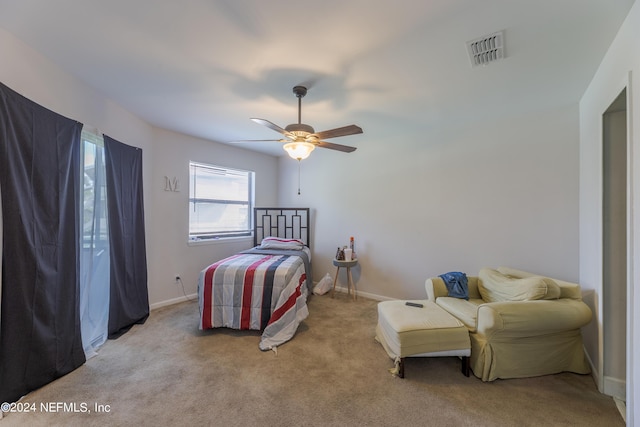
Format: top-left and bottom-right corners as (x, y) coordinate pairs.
(198, 248), (310, 350)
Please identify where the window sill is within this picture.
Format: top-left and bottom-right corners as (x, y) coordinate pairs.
(187, 235), (254, 247)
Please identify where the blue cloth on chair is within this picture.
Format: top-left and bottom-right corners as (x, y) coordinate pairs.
(438, 272), (469, 300)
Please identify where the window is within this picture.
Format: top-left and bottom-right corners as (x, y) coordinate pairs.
(189, 162), (255, 240)
(81, 130), (109, 248)
(79, 128), (110, 357)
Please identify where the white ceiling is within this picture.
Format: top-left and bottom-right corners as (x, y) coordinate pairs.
(0, 0), (635, 156)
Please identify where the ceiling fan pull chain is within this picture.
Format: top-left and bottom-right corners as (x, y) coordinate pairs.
(297, 159), (302, 195)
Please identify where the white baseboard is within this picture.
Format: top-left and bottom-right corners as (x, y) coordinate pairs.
(329, 285), (393, 301)
(614, 397), (626, 423)
(149, 285), (392, 311)
(604, 375), (626, 401)
(583, 347), (627, 402)
(150, 293), (197, 311)
(151, 284), (402, 311)
(583, 346), (603, 393)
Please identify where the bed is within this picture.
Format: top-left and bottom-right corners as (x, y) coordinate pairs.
(198, 207), (312, 350)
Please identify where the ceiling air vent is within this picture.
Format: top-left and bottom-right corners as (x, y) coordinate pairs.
(466, 31), (504, 67)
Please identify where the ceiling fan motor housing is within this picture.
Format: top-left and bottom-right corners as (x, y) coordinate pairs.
(285, 123), (315, 135)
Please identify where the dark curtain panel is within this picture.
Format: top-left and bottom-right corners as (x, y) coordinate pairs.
(104, 135), (149, 338)
(0, 82), (85, 403)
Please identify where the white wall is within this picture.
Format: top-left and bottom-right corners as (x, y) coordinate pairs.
(579, 2), (639, 423)
(279, 105), (580, 300)
(147, 128), (278, 306)
(0, 27), (154, 166)
(0, 26), (280, 309)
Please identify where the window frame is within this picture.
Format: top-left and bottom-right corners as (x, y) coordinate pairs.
(188, 161), (255, 242)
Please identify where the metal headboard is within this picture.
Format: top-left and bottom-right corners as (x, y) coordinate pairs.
(253, 207), (310, 247)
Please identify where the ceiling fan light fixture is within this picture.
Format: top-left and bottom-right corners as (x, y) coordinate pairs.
(283, 142), (315, 160)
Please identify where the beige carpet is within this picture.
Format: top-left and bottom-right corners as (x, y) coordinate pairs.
(2, 293), (624, 427)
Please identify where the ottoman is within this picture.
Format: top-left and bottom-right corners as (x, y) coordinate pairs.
(375, 300), (471, 378)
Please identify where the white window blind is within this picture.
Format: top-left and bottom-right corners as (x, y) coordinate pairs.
(189, 162), (254, 240)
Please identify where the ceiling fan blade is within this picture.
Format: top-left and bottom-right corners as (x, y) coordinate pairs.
(227, 139), (286, 144)
(314, 124), (363, 140)
(316, 140), (357, 153)
(250, 118), (294, 138)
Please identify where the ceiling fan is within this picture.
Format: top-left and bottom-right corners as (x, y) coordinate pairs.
(233, 85), (363, 160)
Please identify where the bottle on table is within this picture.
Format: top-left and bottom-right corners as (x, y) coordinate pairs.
(349, 236), (356, 260)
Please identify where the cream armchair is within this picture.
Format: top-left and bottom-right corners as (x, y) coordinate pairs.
(425, 267), (592, 381)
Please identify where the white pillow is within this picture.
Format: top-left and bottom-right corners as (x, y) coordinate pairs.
(478, 268), (561, 302)
(259, 237), (305, 250)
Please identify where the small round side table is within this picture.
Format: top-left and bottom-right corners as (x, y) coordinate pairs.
(332, 258), (358, 300)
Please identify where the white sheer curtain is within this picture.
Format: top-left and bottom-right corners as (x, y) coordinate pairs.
(79, 129), (110, 358)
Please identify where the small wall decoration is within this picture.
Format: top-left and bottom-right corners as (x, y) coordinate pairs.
(164, 176), (180, 192)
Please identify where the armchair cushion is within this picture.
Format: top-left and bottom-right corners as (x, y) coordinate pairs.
(497, 266), (582, 300)
(478, 268), (561, 302)
(435, 297), (482, 332)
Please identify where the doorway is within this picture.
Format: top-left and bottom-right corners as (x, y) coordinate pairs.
(602, 88), (627, 405)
